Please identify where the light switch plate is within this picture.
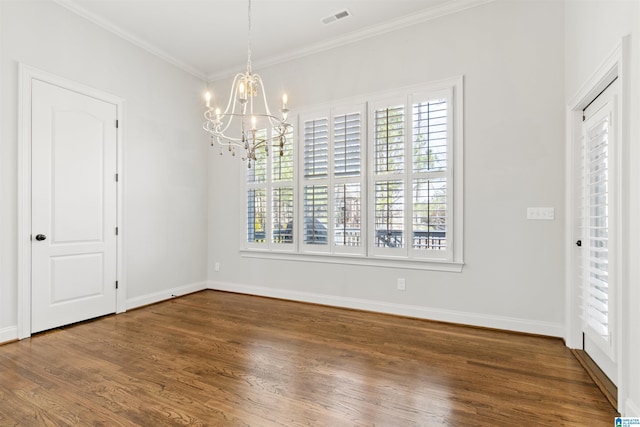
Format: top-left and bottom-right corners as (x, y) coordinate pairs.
(527, 207), (555, 220)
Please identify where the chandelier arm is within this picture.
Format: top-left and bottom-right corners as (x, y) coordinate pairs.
(221, 73), (244, 116)
(214, 73), (246, 136)
(253, 74), (290, 130)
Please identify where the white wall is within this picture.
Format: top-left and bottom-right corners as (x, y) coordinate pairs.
(565, 0), (640, 417)
(209, 0), (566, 336)
(0, 0), (209, 340)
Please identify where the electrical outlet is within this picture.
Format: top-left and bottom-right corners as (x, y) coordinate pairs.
(397, 278), (406, 291)
(214, 262), (220, 272)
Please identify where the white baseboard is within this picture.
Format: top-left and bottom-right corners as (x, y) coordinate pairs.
(207, 281), (564, 337)
(625, 398), (640, 417)
(126, 281), (208, 311)
(0, 326), (18, 344)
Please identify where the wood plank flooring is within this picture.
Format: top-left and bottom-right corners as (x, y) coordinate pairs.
(0, 290), (618, 426)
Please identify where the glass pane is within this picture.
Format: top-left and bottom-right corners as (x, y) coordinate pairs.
(334, 112), (361, 177)
(303, 185), (328, 245)
(304, 118), (329, 178)
(412, 178), (447, 250)
(247, 188), (266, 243)
(272, 187), (294, 244)
(374, 180), (404, 248)
(375, 105), (404, 174)
(413, 99), (447, 173)
(273, 126), (294, 182)
(334, 183), (361, 247)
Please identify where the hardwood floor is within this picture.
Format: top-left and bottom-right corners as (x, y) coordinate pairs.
(0, 290), (618, 426)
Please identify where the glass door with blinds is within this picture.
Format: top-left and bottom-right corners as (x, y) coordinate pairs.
(579, 79), (619, 385)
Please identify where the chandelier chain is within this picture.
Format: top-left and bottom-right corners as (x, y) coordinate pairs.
(246, 0), (252, 73)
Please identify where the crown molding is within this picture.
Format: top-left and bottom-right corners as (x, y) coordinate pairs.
(50, 0), (494, 83)
(207, 0), (495, 82)
(52, 0), (208, 81)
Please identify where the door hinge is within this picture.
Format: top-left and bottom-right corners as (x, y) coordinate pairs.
(115, 227), (119, 236)
(115, 281), (119, 290)
(115, 173), (119, 182)
(116, 119), (119, 128)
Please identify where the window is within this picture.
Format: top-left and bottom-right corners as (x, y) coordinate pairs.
(300, 106), (366, 254)
(243, 78), (463, 270)
(246, 127), (294, 249)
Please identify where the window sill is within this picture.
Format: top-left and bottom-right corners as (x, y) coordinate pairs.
(240, 249), (464, 272)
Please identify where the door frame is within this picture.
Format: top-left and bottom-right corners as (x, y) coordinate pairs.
(17, 64), (126, 339)
(565, 38), (630, 411)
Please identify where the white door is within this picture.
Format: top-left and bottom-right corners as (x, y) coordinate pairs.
(31, 79), (118, 333)
(579, 79), (619, 384)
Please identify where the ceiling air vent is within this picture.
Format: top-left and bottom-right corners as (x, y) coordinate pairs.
(322, 10), (351, 25)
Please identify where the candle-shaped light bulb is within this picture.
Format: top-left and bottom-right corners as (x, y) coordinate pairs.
(215, 108), (221, 120)
(205, 91), (211, 108)
(282, 93), (288, 110)
(239, 82), (246, 101)
(251, 116), (257, 130)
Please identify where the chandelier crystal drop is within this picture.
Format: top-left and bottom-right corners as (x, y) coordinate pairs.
(202, 0), (291, 169)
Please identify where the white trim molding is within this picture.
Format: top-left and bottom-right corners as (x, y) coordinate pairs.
(208, 1), (495, 80)
(208, 281), (564, 338)
(126, 281), (209, 311)
(0, 327), (18, 345)
(51, 0), (206, 80)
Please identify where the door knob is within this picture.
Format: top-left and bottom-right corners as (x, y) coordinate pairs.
(35, 234), (47, 241)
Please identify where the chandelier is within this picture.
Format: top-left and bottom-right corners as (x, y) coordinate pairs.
(203, 0), (291, 169)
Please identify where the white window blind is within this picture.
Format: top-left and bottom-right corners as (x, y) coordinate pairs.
(272, 187), (294, 244)
(411, 98), (448, 252)
(375, 105), (404, 174)
(334, 183), (361, 247)
(372, 102), (405, 252)
(304, 118), (328, 178)
(247, 188), (266, 244)
(370, 91), (452, 259)
(333, 111), (363, 250)
(413, 99), (447, 173)
(302, 116), (330, 250)
(246, 129), (268, 244)
(273, 127), (294, 182)
(374, 180), (405, 248)
(334, 113), (361, 177)
(246, 128), (294, 248)
(303, 185), (328, 244)
(585, 113), (610, 341)
(412, 177), (447, 250)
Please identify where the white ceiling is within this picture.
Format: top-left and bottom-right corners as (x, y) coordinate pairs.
(54, 0), (491, 81)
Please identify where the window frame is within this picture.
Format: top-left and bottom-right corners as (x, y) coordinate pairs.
(241, 77), (464, 272)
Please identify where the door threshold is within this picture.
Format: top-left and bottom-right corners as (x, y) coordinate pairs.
(571, 349), (618, 412)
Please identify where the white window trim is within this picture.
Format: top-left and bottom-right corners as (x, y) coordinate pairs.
(241, 76), (464, 272)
